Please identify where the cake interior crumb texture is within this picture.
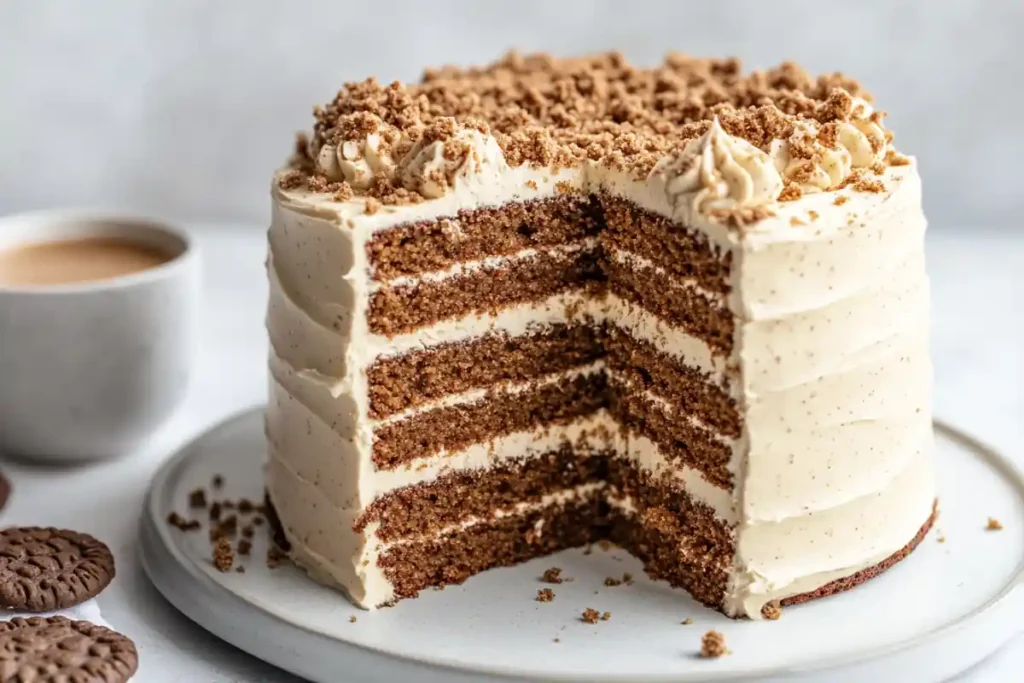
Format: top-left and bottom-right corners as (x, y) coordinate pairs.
(264, 50), (936, 619)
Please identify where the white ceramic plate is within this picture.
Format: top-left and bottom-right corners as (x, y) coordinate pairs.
(139, 409), (1024, 683)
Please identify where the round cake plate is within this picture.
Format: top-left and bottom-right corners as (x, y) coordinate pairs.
(139, 408), (1024, 683)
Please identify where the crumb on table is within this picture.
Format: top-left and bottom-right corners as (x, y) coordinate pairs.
(700, 630), (728, 658)
(537, 588), (555, 602)
(987, 517), (1004, 531)
(581, 608), (600, 624)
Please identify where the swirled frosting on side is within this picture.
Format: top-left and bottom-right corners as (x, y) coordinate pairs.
(652, 117), (784, 214)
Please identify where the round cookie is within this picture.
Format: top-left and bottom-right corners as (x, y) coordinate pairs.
(0, 527), (115, 612)
(0, 615), (137, 682)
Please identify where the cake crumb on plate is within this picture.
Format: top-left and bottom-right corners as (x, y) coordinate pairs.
(541, 567), (563, 584)
(213, 537), (234, 572)
(700, 630), (728, 658)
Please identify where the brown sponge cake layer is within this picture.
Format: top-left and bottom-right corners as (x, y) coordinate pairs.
(369, 247), (602, 336)
(367, 324), (603, 419)
(606, 458), (734, 609)
(367, 195), (601, 281)
(609, 381), (733, 488)
(605, 326), (740, 438)
(604, 255), (734, 357)
(600, 194), (732, 296)
(379, 495), (603, 603)
(372, 371), (608, 468)
(373, 457), (735, 608)
(357, 446), (610, 542)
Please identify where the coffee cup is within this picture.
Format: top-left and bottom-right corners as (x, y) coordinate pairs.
(0, 210), (199, 462)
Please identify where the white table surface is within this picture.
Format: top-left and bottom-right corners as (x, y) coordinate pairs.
(2, 224), (1021, 683)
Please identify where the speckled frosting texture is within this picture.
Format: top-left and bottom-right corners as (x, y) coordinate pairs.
(264, 51), (933, 618)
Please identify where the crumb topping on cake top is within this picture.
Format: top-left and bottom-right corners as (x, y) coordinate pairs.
(279, 51), (909, 221)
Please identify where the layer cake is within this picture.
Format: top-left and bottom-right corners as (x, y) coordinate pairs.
(264, 52), (935, 619)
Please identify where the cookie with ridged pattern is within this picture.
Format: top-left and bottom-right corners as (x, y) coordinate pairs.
(0, 527), (115, 612)
(0, 615), (137, 682)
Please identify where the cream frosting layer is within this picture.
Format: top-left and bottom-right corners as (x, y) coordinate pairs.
(269, 449), (605, 609)
(725, 444), (934, 618)
(373, 238), (598, 292)
(266, 130), (932, 617)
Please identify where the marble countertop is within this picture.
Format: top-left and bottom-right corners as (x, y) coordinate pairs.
(1, 225), (1020, 682)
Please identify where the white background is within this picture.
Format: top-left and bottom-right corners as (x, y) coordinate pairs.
(1, 0), (1023, 227)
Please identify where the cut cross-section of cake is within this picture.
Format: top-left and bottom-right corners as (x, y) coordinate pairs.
(264, 51), (936, 619)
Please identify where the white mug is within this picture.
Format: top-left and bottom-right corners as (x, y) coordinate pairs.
(0, 211), (199, 461)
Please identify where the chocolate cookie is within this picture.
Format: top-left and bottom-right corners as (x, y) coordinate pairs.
(0, 615), (137, 682)
(0, 527), (115, 612)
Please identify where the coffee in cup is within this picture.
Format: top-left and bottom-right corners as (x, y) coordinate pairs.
(0, 237), (175, 287)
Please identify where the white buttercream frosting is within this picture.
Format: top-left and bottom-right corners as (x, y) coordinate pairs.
(312, 114), (402, 190)
(652, 117), (784, 214)
(312, 116), (512, 200)
(398, 125), (509, 199)
(266, 141), (931, 617)
(769, 97), (888, 194)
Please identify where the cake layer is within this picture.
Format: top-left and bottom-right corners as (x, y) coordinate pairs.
(367, 195), (599, 280)
(603, 254), (733, 357)
(372, 370), (608, 468)
(368, 246), (602, 336)
(379, 495), (604, 603)
(270, 356), (617, 509)
(604, 325), (739, 437)
(366, 323), (602, 419)
(606, 459), (734, 609)
(602, 295), (729, 382)
(599, 193), (731, 295)
(357, 447), (610, 542)
(608, 381), (733, 489)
